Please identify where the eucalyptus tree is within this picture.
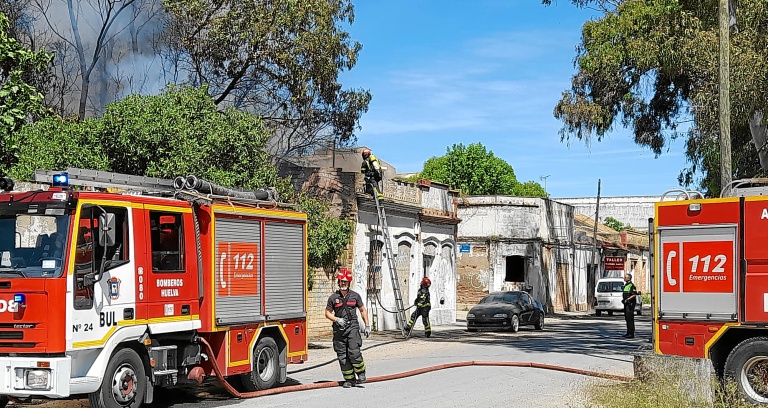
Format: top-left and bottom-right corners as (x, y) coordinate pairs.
(543, 0), (768, 196)
(162, 0), (371, 158)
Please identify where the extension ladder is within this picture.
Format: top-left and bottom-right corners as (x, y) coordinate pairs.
(369, 181), (409, 336)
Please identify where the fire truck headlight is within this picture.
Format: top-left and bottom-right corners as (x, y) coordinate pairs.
(24, 369), (51, 390)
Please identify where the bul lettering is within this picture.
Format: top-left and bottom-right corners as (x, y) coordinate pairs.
(99, 311), (118, 327)
(762, 208), (768, 220)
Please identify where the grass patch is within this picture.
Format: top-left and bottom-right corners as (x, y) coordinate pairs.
(577, 377), (756, 408)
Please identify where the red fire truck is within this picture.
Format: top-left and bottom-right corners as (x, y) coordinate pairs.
(653, 183), (768, 404)
(0, 169), (308, 407)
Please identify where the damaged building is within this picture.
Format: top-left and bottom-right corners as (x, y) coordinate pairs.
(456, 196), (650, 313)
(279, 147), (460, 337)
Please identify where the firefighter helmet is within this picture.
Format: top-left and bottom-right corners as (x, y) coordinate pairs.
(337, 269), (353, 282)
(421, 277), (431, 287)
(361, 149), (371, 159)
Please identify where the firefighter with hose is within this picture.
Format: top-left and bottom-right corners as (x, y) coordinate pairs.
(325, 268), (371, 388)
(405, 277), (432, 338)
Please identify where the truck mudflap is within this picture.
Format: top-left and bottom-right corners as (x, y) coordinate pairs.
(0, 356), (71, 398)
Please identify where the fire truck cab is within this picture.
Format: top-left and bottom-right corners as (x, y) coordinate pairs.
(653, 183), (768, 405)
(0, 170), (308, 408)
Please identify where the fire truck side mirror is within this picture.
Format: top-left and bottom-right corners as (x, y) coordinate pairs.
(98, 213), (116, 247)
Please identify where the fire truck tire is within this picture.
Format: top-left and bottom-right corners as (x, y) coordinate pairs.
(0, 396), (7, 408)
(240, 337), (279, 392)
(724, 337), (768, 405)
(89, 348), (146, 408)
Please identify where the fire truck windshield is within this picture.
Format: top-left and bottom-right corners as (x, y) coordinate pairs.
(0, 211), (71, 278)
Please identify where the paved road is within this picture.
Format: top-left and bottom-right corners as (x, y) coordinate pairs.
(21, 312), (651, 408)
(167, 312), (650, 408)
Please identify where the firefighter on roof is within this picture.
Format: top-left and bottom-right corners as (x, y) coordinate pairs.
(360, 148), (384, 199)
(325, 268), (371, 388)
(405, 277), (432, 338)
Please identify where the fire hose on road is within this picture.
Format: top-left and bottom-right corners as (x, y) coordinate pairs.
(198, 338), (633, 399)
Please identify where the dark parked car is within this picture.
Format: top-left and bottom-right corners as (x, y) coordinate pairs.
(466, 291), (545, 332)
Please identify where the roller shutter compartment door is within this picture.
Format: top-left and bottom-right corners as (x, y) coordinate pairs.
(264, 222), (305, 319)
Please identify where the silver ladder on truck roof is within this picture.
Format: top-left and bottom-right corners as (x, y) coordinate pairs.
(34, 168), (174, 194)
(32, 168), (286, 209)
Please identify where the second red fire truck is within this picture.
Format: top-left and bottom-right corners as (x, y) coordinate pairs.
(653, 181), (768, 405)
(0, 169), (308, 408)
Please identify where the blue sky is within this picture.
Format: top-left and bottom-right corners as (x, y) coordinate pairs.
(340, 1), (691, 198)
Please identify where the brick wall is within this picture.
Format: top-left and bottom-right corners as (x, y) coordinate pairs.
(307, 269), (336, 340)
(280, 165), (360, 340)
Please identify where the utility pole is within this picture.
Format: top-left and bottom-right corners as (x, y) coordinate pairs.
(591, 179), (601, 280)
(719, 0), (732, 191)
(331, 139), (337, 168)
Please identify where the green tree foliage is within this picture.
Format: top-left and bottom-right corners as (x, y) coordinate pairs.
(543, 0), (768, 196)
(296, 194), (353, 290)
(514, 181), (548, 197)
(163, 0), (372, 158)
(10, 86), (290, 195)
(0, 12), (51, 175)
(603, 216), (634, 231)
(419, 143), (547, 197)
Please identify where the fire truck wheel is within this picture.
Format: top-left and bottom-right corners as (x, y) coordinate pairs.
(724, 337), (768, 405)
(0, 396), (7, 408)
(89, 348), (146, 408)
(240, 337), (279, 392)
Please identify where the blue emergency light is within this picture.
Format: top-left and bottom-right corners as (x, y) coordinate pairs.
(13, 294), (25, 305)
(52, 173), (69, 187)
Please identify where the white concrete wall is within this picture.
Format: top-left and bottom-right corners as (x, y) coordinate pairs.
(353, 210), (420, 331)
(457, 197), (579, 311)
(353, 185), (457, 330)
(458, 196), (542, 239)
(554, 196), (660, 231)
(421, 223), (457, 325)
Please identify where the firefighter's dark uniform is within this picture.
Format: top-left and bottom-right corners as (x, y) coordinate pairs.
(622, 281), (638, 338)
(326, 289), (367, 383)
(360, 154), (383, 198)
(406, 287), (432, 337)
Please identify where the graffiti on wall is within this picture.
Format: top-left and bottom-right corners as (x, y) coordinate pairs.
(461, 270), (490, 289)
(424, 243), (456, 310)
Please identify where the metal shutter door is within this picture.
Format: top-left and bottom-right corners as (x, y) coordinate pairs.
(264, 222), (305, 319)
(214, 217), (262, 325)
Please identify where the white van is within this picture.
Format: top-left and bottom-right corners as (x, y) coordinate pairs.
(594, 277), (642, 316)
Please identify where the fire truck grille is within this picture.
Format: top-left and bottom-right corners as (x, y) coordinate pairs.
(0, 332), (23, 340)
(0, 342), (34, 348)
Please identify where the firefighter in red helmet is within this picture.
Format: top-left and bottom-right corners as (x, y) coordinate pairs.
(360, 148), (384, 199)
(405, 277), (432, 338)
(324, 268), (371, 388)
